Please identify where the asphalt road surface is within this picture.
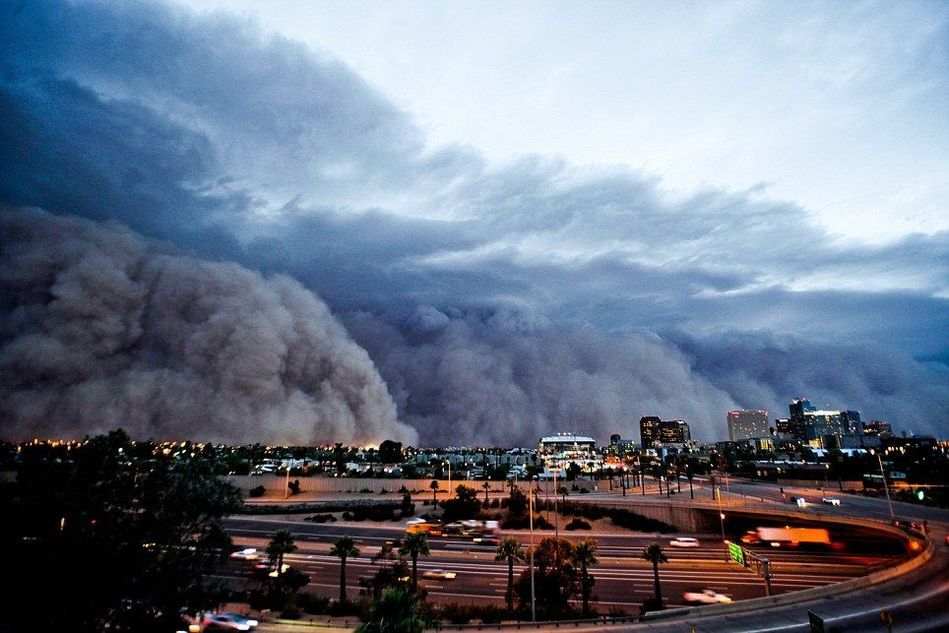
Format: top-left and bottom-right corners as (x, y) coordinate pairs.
(220, 513), (904, 612)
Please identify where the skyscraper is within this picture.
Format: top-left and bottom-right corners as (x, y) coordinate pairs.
(727, 409), (769, 441)
(640, 416), (690, 445)
(639, 416), (662, 446)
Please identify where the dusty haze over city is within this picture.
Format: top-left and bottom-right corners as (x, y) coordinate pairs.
(1, 0), (947, 446)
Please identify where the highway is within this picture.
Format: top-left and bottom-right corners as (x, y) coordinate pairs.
(220, 512), (903, 612)
(216, 480), (947, 631)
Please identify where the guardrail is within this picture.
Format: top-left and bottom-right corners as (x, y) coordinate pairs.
(426, 498), (935, 631)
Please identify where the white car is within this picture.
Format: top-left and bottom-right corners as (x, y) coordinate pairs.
(422, 569), (457, 580)
(822, 497), (841, 506)
(200, 612), (259, 631)
(670, 537), (700, 548)
(682, 589), (732, 605)
(229, 548), (259, 560)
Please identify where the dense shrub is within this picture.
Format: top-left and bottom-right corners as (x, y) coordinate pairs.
(327, 599), (364, 617)
(305, 513), (337, 523)
(501, 514), (554, 530)
(562, 503), (676, 533)
(248, 485), (266, 498)
(297, 594), (330, 614)
(564, 518), (592, 531)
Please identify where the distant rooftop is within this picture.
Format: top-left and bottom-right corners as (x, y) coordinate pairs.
(539, 433), (596, 444)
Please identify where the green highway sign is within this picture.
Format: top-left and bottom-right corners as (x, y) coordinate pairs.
(728, 541), (745, 566)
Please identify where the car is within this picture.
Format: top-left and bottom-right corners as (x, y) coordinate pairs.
(790, 496), (807, 507)
(472, 536), (500, 545)
(682, 589), (733, 605)
(670, 537), (700, 548)
(201, 612), (259, 631)
(822, 497), (841, 506)
(422, 569), (457, 580)
(229, 548), (259, 560)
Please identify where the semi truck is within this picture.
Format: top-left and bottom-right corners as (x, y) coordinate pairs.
(741, 526), (832, 548)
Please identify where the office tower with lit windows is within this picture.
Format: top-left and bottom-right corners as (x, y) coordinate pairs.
(727, 409), (769, 441)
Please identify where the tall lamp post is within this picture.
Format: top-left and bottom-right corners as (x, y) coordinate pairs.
(553, 468), (559, 539)
(529, 476), (537, 622)
(877, 452), (895, 522)
(716, 482), (727, 560)
(445, 459), (452, 501)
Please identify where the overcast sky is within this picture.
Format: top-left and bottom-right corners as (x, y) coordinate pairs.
(1, 0), (946, 444)
(192, 0), (949, 244)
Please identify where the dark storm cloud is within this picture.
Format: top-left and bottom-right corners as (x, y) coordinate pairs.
(343, 309), (740, 446)
(1, 0), (946, 443)
(0, 208), (417, 445)
(670, 331), (949, 439)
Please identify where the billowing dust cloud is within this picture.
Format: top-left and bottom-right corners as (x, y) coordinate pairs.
(0, 208), (418, 445)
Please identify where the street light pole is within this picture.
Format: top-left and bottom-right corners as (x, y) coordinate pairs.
(553, 467), (559, 539)
(716, 484), (727, 560)
(529, 476), (536, 622)
(445, 459), (452, 500)
(877, 452), (895, 522)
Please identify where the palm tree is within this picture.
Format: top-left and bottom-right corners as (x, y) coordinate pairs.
(557, 485), (569, 506)
(329, 535), (360, 603)
(641, 542), (668, 605)
(429, 479), (439, 507)
(482, 480), (491, 505)
(572, 538), (599, 614)
(494, 536), (526, 611)
(399, 531), (430, 592)
(266, 529), (297, 578)
(355, 586), (426, 633)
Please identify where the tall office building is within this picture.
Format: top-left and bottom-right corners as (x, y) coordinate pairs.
(787, 398), (815, 441)
(641, 416), (690, 445)
(665, 419), (691, 443)
(864, 420), (892, 437)
(841, 410), (863, 435)
(727, 409), (769, 441)
(640, 416), (662, 446)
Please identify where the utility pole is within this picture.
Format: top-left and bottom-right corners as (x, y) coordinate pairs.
(877, 452), (895, 522)
(529, 476), (536, 622)
(553, 468), (559, 539)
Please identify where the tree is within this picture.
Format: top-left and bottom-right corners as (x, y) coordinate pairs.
(495, 536), (526, 611)
(440, 484), (482, 522)
(641, 542), (668, 607)
(429, 479), (440, 507)
(557, 485), (569, 505)
(329, 535), (360, 603)
(508, 485), (528, 516)
(378, 440), (404, 465)
(266, 529), (297, 578)
(400, 492), (414, 517)
(482, 480), (491, 506)
(515, 536), (578, 618)
(4, 430), (244, 633)
(399, 532), (431, 592)
(572, 538), (599, 614)
(356, 586), (427, 633)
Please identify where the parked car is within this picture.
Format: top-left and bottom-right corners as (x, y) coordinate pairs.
(682, 589), (732, 605)
(822, 497), (841, 506)
(201, 612), (259, 631)
(422, 569), (457, 580)
(670, 537), (700, 548)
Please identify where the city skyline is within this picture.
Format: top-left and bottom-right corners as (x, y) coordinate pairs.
(1, 1), (947, 446)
